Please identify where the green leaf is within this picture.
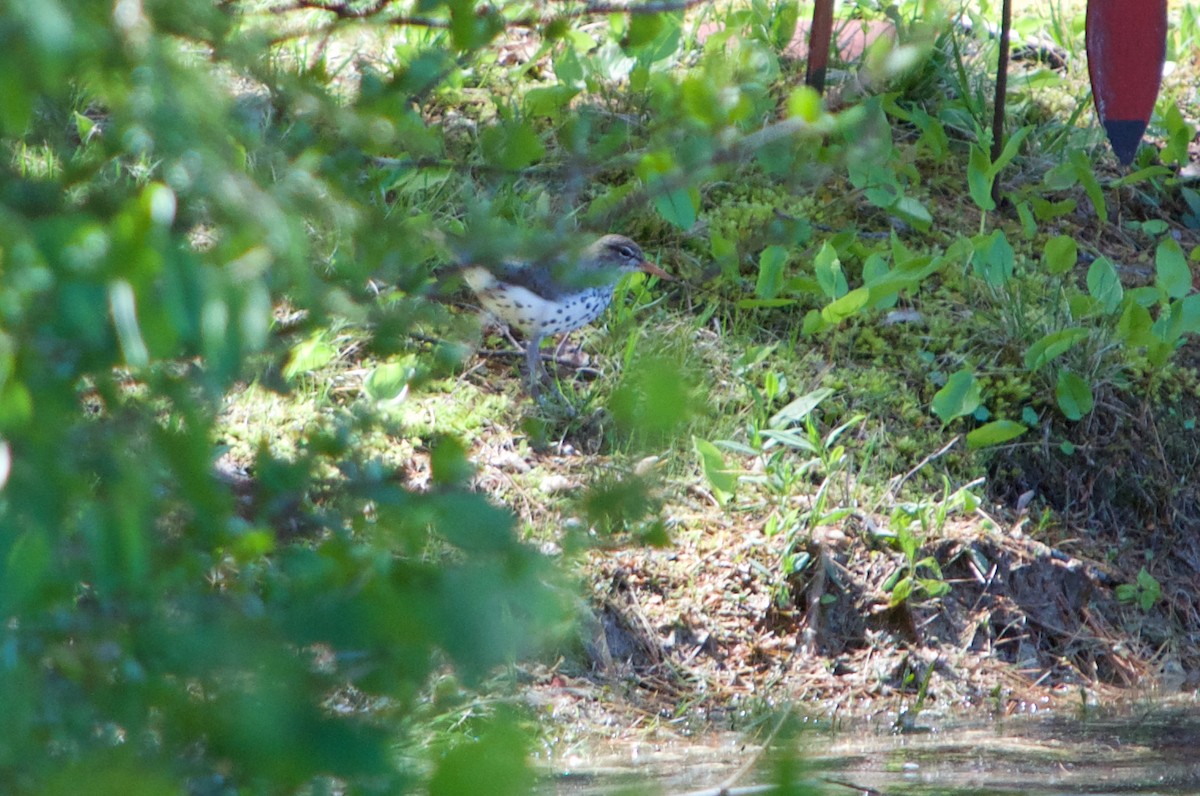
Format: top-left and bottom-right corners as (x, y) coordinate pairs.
(801, 308), (828, 335)
(989, 125), (1031, 176)
(862, 254), (898, 308)
(364, 360), (417, 402)
(1043, 235), (1077, 275)
(1086, 256), (1123, 313)
(430, 435), (474, 487)
(972, 229), (1015, 287)
(1024, 327), (1089, 371)
(1070, 149), (1107, 222)
(769, 386), (833, 428)
(480, 119), (545, 170)
(813, 241), (847, 298)
(1031, 196), (1076, 220)
(4, 530), (51, 611)
(73, 111), (96, 143)
(429, 718), (534, 796)
(1156, 238), (1191, 299)
(771, 0), (800, 51)
(1043, 159), (1079, 190)
(1016, 201), (1037, 238)
(966, 419), (1027, 449)
(967, 144), (995, 211)
(755, 245), (788, 300)
(523, 85), (580, 118)
(787, 86), (822, 122)
(693, 437), (736, 504)
(624, 12), (662, 48)
(283, 334), (336, 380)
(652, 187), (697, 230)
(821, 286), (870, 324)
(911, 108), (949, 160)
(1116, 301), (1154, 346)
(1179, 294), (1200, 335)
(891, 195), (932, 231)
(1055, 370), (1094, 420)
(931, 368), (981, 424)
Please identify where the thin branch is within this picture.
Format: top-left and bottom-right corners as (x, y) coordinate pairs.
(259, 0), (710, 29)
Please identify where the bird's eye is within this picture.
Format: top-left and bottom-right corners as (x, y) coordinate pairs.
(619, 246), (635, 260)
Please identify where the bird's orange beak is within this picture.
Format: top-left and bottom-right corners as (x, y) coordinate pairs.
(638, 260), (674, 281)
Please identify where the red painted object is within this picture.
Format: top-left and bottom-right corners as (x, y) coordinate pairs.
(1085, 0), (1168, 165)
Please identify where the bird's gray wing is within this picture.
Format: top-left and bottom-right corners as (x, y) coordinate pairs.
(491, 262), (570, 300)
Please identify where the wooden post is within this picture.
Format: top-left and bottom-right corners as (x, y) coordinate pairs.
(805, 0), (835, 94)
(990, 0), (1012, 207)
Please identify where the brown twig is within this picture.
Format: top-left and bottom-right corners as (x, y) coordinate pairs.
(261, 0), (711, 29)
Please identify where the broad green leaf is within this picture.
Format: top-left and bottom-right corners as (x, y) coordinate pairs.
(712, 232), (739, 279)
(787, 86), (822, 121)
(931, 368), (981, 423)
(892, 196), (932, 230)
(624, 12), (662, 48)
(1024, 327), (1088, 371)
(364, 360), (417, 402)
(693, 437), (736, 503)
(652, 187), (698, 230)
(862, 253), (889, 283)
(966, 419), (1027, 448)
(1127, 285), (1162, 307)
(863, 253), (898, 308)
(972, 229), (1014, 287)
(771, 0), (800, 51)
(1043, 235), (1077, 275)
(1156, 238), (1191, 299)
(1031, 196), (1076, 220)
(911, 108), (949, 160)
(4, 530), (51, 611)
(769, 386), (833, 429)
(430, 435), (474, 487)
(755, 245), (788, 300)
(554, 46), (585, 85)
(1179, 294), (1200, 335)
(480, 119), (545, 170)
(1116, 301), (1154, 346)
(1043, 159), (1079, 191)
(284, 334), (337, 380)
(989, 125), (1032, 176)
(1055, 370), (1094, 420)
(523, 85), (579, 118)
(1086, 256), (1123, 313)
(813, 241), (847, 298)
(967, 144), (995, 211)
(801, 308), (828, 335)
(821, 286), (870, 324)
(0, 55), (34, 134)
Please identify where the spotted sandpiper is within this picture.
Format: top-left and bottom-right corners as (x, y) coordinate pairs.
(463, 234), (670, 396)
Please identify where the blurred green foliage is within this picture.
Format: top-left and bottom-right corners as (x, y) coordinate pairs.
(0, 0), (877, 785)
(15, 0), (1193, 788)
(0, 0), (589, 791)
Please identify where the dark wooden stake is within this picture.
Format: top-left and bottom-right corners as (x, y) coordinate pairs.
(990, 0), (1012, 207)
(805, 0), (835, 94)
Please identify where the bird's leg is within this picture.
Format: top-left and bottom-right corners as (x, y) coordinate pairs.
(525, 333), (546, 398)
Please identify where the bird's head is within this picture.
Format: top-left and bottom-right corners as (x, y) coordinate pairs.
(590, 234), (673, 280)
